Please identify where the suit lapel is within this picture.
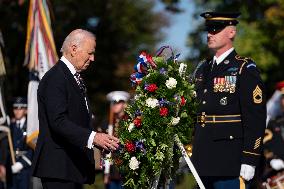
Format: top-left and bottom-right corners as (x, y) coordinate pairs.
(58, 61), (89, 113)
(209, 50), (237, 80)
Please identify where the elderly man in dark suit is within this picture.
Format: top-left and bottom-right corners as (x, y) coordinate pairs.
(31, 29), (119, 189)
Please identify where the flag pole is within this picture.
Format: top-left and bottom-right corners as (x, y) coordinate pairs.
(0, 126), (16, 164)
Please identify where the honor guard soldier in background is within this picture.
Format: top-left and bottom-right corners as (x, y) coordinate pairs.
(102, 91), (130, 189)
(191, 12), (267, 189)
(9, 97), (33, 189)
(262, 83), (284, 183)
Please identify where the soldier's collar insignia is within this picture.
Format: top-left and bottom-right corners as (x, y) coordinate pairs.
(224, 60), (229, 64)
(253, 85), (262, 104)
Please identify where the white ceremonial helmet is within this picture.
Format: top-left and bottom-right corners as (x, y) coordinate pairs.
(106, 91), (130, 103)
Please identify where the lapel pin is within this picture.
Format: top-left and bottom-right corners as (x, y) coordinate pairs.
(224, 60), (229, 64)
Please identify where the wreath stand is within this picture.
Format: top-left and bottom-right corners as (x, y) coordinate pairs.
(150, 134), (205, 189)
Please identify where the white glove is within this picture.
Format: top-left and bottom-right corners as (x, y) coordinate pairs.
(11, 162), (23, 174)
(240, 164), (255, 181)
(270, 159), (284, 171)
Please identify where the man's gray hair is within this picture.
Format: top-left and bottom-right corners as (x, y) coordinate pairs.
(60, 29), (96, 53)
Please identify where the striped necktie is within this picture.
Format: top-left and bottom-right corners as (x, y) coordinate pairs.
(74, 72), (87, 94)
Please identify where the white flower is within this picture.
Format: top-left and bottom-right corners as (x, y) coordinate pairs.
(129, 157), (140, 170)
(146, 98), (159, 108)
(192, 90), (197, 98)
(166, 77), (177, 89)
(171, 117), (180, 125)
(179, 63), (187, 76)
(128, 123), (135, 132)
(134, 94), (141, 100)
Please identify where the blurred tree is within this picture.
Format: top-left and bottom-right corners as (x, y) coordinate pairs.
(187, 0), (284, 96)
(0, 0), (171, 123)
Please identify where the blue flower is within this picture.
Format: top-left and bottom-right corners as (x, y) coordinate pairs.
(135, 140), (146, 155)
(135, 110), (142, 116)
(159, 98), (169, 107)
(159, 68), (167, 75)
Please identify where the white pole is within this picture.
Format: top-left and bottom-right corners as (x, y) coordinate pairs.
(174, 134), (205, 189)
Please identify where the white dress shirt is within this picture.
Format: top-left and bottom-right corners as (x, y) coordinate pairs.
(213, 47), (234, 65)
(16, 117), (26, 129)
(60, 56), (96, 149)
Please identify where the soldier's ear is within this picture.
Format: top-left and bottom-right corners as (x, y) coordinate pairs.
(228, 27), (237, 39)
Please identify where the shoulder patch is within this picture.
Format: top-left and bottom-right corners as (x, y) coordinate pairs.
(236, 55), (256, 74)
(247, 63), (256, 68)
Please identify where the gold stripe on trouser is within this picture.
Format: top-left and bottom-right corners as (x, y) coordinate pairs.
(239, 177), (245, 189)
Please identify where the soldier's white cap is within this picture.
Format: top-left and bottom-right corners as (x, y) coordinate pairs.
(106, 91), (130, 103)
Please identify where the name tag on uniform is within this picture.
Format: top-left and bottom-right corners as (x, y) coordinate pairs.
(213, 76), (236, 93)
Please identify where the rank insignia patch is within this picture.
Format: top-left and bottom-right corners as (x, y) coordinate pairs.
(253, 85), (262, 104)
(213, 76), (236, 93)
(254, 137), (261, 149)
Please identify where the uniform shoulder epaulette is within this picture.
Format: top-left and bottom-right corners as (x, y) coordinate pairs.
(235, 55), (256, 74)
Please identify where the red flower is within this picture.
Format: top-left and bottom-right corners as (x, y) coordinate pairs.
(133, 118), (142, 128)
(160, 107), (169, 117)
(146, 84), (158, 92)
(125, 141), (136, 153)
(181, 96), (186, 106)
(114, 158), (123, 166)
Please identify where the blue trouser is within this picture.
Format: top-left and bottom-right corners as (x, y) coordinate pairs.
(9, 168), (31, 189)
(106, 180), (124, 189)
(201, 176), (249, 189)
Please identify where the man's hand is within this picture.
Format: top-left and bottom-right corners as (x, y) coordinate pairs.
(0, 165), (6, 181)
(11, 162), (23, 174)
(93, 133), (119, 151)
(270, 159), (284, 171)
(240, 164), (255, 181)
(104, 174), (110, 184)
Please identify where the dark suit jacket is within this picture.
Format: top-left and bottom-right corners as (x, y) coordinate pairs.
(31, 60), (95, 184)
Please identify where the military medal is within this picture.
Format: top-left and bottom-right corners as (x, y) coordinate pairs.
(214, 76), (237, 93)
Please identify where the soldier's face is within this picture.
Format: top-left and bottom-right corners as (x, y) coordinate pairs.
(207, 26), (236, 51)
(112, 102), (126, 114)
(13, 108), (27, 120)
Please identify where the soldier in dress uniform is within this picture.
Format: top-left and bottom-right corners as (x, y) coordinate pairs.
(262, 84), (284, 181)
(9, 97), (33, 189)
(102, 91), (130, 189)
(191, 12), (267, 189)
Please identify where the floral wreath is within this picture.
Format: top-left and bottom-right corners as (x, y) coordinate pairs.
(113, 46), (197, 188)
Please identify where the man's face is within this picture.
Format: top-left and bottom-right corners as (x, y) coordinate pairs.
(73, 38), (96, 72)
(13, 108), (27, 120)
(207, 26), (235, 51)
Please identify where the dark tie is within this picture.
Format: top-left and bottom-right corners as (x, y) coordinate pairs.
(74, 72), (87, 94)
(211, 60), (217, 72)
(16, 121), (21, 129)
